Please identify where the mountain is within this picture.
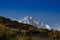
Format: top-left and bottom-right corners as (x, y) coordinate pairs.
(18, 16), (51, 30)
(0, 16), (60, 40)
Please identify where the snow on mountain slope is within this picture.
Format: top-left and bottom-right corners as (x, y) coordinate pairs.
(18, 16), (51, 30)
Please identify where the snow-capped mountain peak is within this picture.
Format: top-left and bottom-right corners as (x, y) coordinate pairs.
(18, 16), (51, 30)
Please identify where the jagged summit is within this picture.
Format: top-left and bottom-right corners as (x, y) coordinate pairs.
(18, 16), (51, 30)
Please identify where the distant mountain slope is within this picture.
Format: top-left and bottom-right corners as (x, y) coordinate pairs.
(18, 16), (51, 30)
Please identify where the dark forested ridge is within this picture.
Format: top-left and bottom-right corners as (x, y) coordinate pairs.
(0, 16), (60, 40)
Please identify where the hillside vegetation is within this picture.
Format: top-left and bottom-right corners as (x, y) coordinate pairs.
(0, 16), (60, 40)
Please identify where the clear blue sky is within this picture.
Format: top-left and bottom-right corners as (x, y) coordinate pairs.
(0, 0), (60, 28)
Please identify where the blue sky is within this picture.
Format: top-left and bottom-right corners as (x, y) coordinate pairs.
(0, 0), (60, 28)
